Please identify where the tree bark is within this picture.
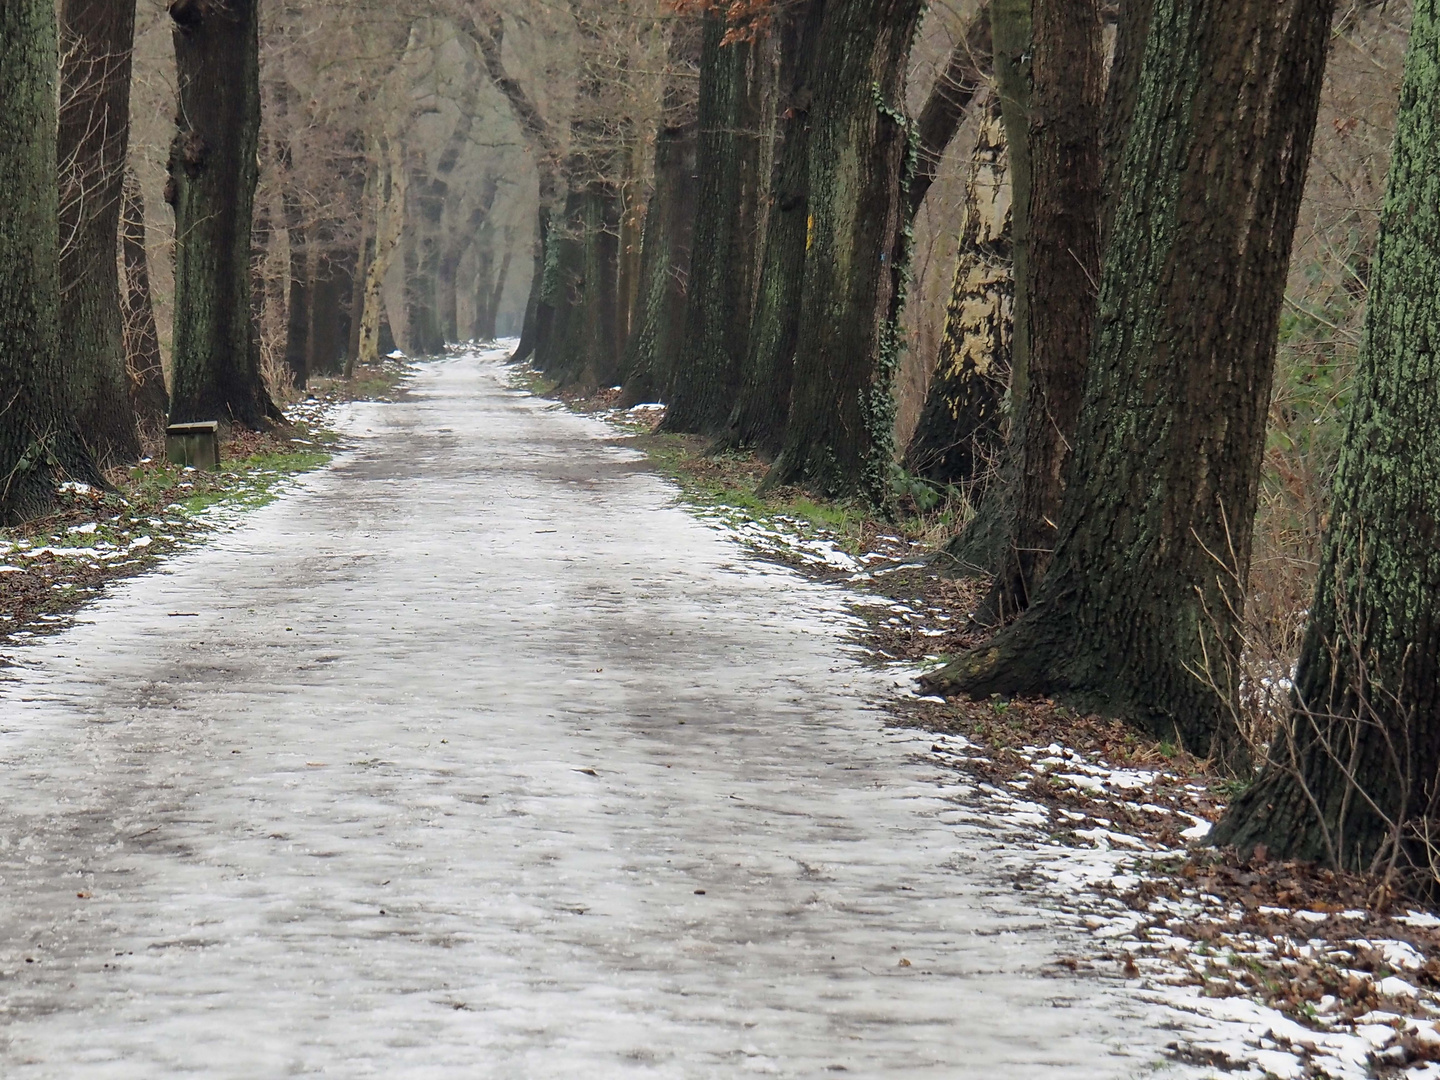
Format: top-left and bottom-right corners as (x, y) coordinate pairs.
(922, 0), (1336, 761)
(906, 1), (992, 221)
(358, 135), (407, 368)
(0, 0), (103, 523)
(718, 0), (823, 455)
(282, 187), (311, 389)
(620, 13), (702, 407)
(56, 0), (141, 467)
(165, 0), (277, 427)
(980, 0), (1103, 621)
(903, 95), (1011, 490)
(307, 248), (341, 376)
(120, 168), (168, 430)
(1214, 0), (1440, 874)
(763, 0), (925, 500)
(1100, 0), (1155, 252)
(661, 14), (768, 435)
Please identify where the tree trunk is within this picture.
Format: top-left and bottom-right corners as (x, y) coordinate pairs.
(661, 14), (768, 435)
(404, 170), (445, 356)
(358, 135), (407, 368)
(903, 95), (1011, 490)
(922, 0), (1336, 762)
(0, 0), (103, 523)
(906, 1), (992, 221)
(980, 0), (1103, 621)
(56, 0), (141, 467)
(718, 0), (823, 454)
(763, 0), (925, 500)
(536, 183), (621, 388)
(345, 160), (375, 375)
(1100, 0), (1155, 252)
(620, 13), (702, 407)
(165, 0), (276, 427)
(282, 192), (310, 390)
(307, 249), (341, 376)
(487, 241), (513, 338)
(1214, 0), (1440, 875)
(119, 168), (168, 430)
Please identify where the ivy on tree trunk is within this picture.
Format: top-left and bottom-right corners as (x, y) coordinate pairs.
(763, 0), (925, 501)
(922, 0), (1336, 761)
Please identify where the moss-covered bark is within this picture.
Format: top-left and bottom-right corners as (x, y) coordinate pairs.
(620, 14), (702, 408)
(0, 0), (103, 523)
(661, 15), (768, 435)
(56, 0), (141, 467)
(165, 0), (277, 428)
(923, 0), (1335, 760)
(120, 168), (168, 431)
(903, 96), (1011, 489)
(718, 0), (822, 456)
(763, 0), (925, 500)
(1214, 0), (1440, 872)
(981, 0), (1103, 621)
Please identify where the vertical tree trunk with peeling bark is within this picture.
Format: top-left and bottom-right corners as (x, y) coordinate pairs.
(1214, 0), (1440, 872)
(923, 0), (1336, 762)
(165, 0), (276, 427)
(903, 96), (1011, 490)
(0, 0), (103, 523)
(120, 168), (168, 430)
(763, 0), (925, 500)
(56, 0), (141, 466)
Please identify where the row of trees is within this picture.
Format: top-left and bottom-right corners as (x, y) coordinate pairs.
(536, 0), (1436, 883)
(1, 0), (536, 527)
(2, 0), (1437, 883)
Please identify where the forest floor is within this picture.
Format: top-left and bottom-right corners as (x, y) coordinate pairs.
(528, 372), (1440, 1080)
(0, 358), (410, 654)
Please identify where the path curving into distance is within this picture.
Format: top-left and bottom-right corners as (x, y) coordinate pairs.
(0, 348), (1198, 1078)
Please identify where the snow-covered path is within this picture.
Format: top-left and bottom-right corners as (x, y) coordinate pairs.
(0, 350), (1189, 1078)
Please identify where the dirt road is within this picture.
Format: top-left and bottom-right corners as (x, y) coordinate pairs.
(0, 349), (1196, 1077)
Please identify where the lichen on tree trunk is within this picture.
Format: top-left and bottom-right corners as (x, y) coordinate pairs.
(620, 13), (701, 409)
(661, 14), (769, 436)
(56, 0), (141, 467)
(763, 0), (926, 501)
(903, 95), (1012, 491)
(979, 0), (1103, 622)
(1214, 0), (1440, 874)
(0, 0), (103, 524)
(718, 0), (822, 456)
(922, 0), (1336, 761)
(165, 0), (278, 428)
